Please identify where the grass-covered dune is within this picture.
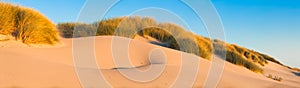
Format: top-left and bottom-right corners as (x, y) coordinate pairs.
(57, 16), (285, 73)
(0, 2), (59, 44)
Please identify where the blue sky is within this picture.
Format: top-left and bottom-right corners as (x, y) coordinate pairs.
(5, 0), (300, 68)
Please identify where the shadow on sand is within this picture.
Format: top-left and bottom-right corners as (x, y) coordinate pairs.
(150, 41), (169, 47)
(292, 72), (300, 76)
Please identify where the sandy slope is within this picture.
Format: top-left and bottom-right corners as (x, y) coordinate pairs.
(0, 36), (299, 88)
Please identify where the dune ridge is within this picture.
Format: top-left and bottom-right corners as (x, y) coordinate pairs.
(0, 36), (299, 88)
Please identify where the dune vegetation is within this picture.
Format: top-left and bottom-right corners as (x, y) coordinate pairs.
(0, 1), (284, 73)
(267, 74), (283, 82)
(0, 2), (59, 44)
(0, 2), (287, 74)
(57, 16), (285, 73)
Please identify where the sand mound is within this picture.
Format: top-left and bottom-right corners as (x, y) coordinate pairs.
(0, 34), (64, 48)
(0, 36), (299, 88)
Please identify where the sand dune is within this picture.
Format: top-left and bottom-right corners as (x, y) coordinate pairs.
(0, 36), (299, 88)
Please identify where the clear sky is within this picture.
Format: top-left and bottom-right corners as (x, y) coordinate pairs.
(4, 0), (300, 68)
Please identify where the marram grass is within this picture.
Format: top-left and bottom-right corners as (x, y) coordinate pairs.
(0, 2), (59, 45)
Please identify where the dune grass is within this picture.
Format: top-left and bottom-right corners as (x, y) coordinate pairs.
(292, 68), (300, 72)
(57, 22), (97, 38)
(0, 2), (59, 44)
(213, 40), (264, 73)
(57, 16), (286, 73)
(267, 74), (283, 82)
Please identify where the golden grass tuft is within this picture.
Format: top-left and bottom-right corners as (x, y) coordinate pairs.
(0, 2), (59, 45)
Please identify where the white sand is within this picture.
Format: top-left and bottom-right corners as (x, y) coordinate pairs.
(0, 36), (299, 88)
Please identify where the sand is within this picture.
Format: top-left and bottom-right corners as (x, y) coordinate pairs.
(0, 36), (299, 88)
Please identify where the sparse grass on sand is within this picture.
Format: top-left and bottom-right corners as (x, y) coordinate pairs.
(267, 74), (283, 82)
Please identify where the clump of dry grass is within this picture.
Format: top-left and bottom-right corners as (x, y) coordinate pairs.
(0, 2), (59, 44)
(267, 74), (283, 82)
